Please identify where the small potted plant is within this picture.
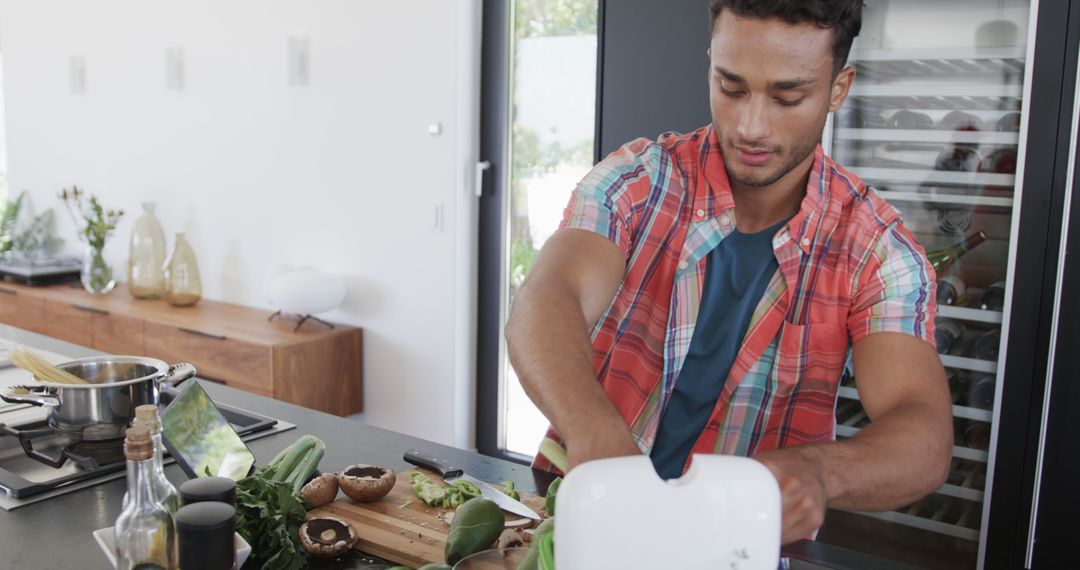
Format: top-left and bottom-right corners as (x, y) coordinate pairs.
(60, 186), (124, 295)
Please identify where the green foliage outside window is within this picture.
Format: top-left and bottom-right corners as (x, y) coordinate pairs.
(508, 0), (597, 300)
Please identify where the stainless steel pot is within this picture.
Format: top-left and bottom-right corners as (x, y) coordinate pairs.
(0, 355), (195, 442)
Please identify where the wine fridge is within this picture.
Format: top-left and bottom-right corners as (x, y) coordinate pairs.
(819, 1), (1080, 569)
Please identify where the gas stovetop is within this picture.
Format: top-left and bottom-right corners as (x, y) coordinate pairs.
(0, 384), (295, 511)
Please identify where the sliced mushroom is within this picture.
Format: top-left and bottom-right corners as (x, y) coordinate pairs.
(495, 528), (526, 550)
(503, 516), (534, 530)
(299, 516), (359, 558)
(299, 473), (340, 509)
(339, 464), (396, 502)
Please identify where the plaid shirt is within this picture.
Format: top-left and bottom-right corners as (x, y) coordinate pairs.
(532, 125), (937, 474)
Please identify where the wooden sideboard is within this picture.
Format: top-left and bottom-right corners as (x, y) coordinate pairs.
(0, 281), (363, 416)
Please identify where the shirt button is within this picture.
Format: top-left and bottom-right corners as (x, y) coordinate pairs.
(678, 261), (688, 270)
(801, 238), (811, 247)
(696, 209), (706, 218)
(719, 214), (731, 225)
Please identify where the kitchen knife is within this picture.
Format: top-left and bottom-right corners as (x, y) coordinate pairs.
(404, 448), (542, 520)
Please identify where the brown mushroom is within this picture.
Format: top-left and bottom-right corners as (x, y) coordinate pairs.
(338, 464), (396, 502)
(299, 473), (340, 509)
(298, 516), (359, 558)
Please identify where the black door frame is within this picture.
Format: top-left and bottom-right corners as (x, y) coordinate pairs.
(984, 1), (1078, 568)
(476, 0), (512, 461)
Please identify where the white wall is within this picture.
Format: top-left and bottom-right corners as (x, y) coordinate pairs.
(0, 0), (482, 447)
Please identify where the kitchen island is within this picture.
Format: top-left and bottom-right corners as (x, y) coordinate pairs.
(0, 326), (913, 570)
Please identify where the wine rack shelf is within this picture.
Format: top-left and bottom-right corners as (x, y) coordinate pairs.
(850, 83), (1022, 99)
(878, 189), (1013, 208)
(851, 46), (1026, 77)
(853, 167), (1015, 187)
(843, 509), (980, 541)
(938, 305), (1004, 324)
(834, 127), (1020, 145)
(837, 386), (993, 423)
(940, 354), (997, 374)
(835, 425), (989, 463)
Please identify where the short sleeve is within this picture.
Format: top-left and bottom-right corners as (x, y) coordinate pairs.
(847, 221), (938, 346)
(559, 140), (654, 259)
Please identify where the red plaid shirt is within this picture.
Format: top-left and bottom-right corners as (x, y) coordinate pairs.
(532, 125), (936, 474)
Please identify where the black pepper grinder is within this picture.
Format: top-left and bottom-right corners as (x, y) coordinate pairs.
(179, 476), (236, 506)
(176, 501), (236, 570)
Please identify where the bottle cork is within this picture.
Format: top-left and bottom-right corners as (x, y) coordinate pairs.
(124, 426), (154, 461)
(134, 404), (161, 432)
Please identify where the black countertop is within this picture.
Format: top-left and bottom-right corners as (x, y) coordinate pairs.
(0, 326), (918, 570)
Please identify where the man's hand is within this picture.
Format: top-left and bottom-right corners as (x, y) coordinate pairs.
(565, 426), (642, 472)
(753, 446), (828, 544)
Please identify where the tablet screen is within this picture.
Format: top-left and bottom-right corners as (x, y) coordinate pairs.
(160, 380), (255, 480)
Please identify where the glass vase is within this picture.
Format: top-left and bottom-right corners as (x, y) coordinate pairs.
(81, 244), (116, 295)
(163, 233), (202, 307)
(127, 202), (167, 299)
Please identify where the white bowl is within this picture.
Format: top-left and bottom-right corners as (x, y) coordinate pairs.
(92, 526), (250, 569)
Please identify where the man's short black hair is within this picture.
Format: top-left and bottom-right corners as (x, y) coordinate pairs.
(709, 0), (863, 77)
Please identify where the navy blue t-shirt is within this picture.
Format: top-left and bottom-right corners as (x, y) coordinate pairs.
(649, 219), (786, 480)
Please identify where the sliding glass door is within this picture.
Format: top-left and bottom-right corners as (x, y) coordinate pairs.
(477, 0), (599, 459)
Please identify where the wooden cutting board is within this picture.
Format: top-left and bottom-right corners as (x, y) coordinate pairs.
(306, 469), (546, 566)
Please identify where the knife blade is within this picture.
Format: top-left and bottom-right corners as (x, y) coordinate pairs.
(404, 448), (542, 520)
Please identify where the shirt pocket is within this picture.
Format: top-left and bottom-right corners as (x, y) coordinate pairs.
(775, 319), (850, 392)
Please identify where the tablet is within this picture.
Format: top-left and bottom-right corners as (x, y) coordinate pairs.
(160, 380), (256, 480)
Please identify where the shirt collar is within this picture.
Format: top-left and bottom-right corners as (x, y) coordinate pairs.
(697, 124), (836, 255)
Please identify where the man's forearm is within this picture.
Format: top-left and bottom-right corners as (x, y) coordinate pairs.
(794, 401), (952, 511)
(505, 277), (628, 444)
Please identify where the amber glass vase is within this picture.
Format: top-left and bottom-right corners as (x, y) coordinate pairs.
(163, 233), (202, 307)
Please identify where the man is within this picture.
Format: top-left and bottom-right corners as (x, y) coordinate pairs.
(504, 0), (953, 544)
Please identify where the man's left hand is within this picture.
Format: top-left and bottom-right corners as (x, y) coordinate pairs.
(753, 446), (829, 544)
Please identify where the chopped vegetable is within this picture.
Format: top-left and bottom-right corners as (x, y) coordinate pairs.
(235, 435), (326, 570)
(502, 480), (520, 501)
(410, 472), (481, 508)
(545, 477), (562, 517)
(538, 438), (568, 474)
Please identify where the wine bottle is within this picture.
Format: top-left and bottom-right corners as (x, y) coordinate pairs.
(936, 275), (967, 306)
(966, 375), (996, 410)
(973, 329), (1001, 361)
(939, 110), (983, 132)
(888, 109), (933, 129)
(935, 320), (966, 355)
(962, 421), (992, 451)
(935, 146), (982, 172)
(926, 231), (988, 275)
(980, 281), (1006, 311)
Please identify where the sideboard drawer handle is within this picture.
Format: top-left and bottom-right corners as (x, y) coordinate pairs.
(73, 304), (109, 316)
(178, 327), (226, 341)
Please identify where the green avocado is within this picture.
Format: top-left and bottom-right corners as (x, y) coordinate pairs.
(445, 497), (505, 564)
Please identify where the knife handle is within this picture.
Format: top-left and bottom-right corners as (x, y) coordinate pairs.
(404, 448), (463, 479)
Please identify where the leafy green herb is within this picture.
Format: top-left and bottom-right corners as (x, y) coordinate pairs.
(58, 186), (123, 251)
(233, 435), (326, 570)
(235, 475), (308, 570)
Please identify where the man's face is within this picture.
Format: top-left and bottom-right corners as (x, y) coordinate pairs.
(709, 11), (854, 189)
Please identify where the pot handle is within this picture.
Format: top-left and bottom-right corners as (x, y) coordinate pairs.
(0, 386), (60, 407)
(162, 363), (197, 387)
